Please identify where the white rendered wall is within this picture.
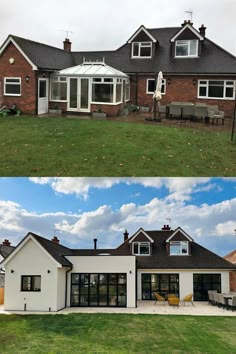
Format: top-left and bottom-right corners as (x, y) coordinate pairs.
(4, 238), (63, 312)
(137, 269), (230, 300)
(66, 255), (136, 307)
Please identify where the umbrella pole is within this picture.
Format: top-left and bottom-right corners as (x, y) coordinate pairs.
(153, 98), (157, 120)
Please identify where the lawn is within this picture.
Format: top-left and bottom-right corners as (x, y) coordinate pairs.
(0, 313), (236, 353)
(0, 116), (235, 176)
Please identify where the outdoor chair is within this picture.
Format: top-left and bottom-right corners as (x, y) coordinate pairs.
(153, 292), (166, 305)
(212, 292), (220, 306)
(207, 108), (224, 125)
(217, 293), (226, 309)
(167, 294), (180, 306)
(182, 293), (194, 306)
(228, 295), (236, 311)
(194, 105), (208, 122)
(157, 101), (167, 118)
(169, 104), (182, 118)
(182, 104), (194, 119)
(208, 290), (217, 305)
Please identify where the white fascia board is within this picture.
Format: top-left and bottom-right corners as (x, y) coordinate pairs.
(127, 25), (157, 44)
(166, 227), (193, 242)
(0, 36), (38, 70)
(170, 24), (204, 42)
(2, 233), (62, 268)
(129, 228), (154, 243)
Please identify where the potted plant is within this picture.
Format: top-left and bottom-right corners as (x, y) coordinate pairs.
(92, 108), (107, 119)
(140, 104), (150, 113)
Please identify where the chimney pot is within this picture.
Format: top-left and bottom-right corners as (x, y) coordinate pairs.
(51, 236), (59, 244)
(63, 38), (71, 52)
(123, 230), (129, 242)
(162, 225), (171, 231)
(94, 238), (97, 250)
(199, 24), (206, 37)
(2, 239), (11, 246)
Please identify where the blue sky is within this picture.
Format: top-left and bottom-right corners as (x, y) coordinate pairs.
(0, 177), (235, 257)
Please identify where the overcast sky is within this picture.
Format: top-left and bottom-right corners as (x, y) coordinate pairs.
(0, 0), (235, 55)
(0, 177), (235, 257)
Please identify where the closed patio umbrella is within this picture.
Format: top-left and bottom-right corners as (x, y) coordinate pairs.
(153, 71), (163, 120)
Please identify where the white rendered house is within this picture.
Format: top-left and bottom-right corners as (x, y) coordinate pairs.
(1, 226), (235, 312)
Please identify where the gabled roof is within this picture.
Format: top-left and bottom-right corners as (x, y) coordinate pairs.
(170, 23), (204, 42)
(114, 228), (236, 270)
(0, 244), (15, 259)
(128, 227), (154, 243)
(0, 35), (75, 71)
(166, 227), (193, 242)
(127, 25), (157, 43)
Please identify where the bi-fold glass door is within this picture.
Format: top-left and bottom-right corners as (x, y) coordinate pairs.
(68, 78), (90, 112)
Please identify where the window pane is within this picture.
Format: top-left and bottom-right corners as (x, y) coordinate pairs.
(5, 84), (20, 94)
(32, 276), (41, 291)
(209, 84), (224, 98)
(199, 86), (207, 97)
(116, 83), (122, 102)
(176, 43), (188, 56)
(72, 274), (79, 284)
(92, 83), (113, 103)
(170, 244), (181, 255)
(226, 87), (233, 98)
(190, 40), (197, 55)
(133, 243), (139, 254)
(140, 46), (151, 57)
(140, 244), (150, 254)
(133, 43), (139, 56)
(148, 80), (155, 93)
(39, 81), (47, 98)
(22, 276), (31, 291)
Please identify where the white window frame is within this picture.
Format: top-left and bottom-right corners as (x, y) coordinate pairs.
(125, 79), (130, 102)
(175, 40), (198, 58)
(132, 42), (152, 58)
(146, 78), (166, 95)
(132, 242), (150, 256)
(4, 77), (21, 96)
(50, 76), (68, 102)
(170, 241), (189, 256)
(198, 80), (235, 100)
(91, 77), (123, 105)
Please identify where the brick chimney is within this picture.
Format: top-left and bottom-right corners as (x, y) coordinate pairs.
(199, 24), (207, 38)
(2, 239), (11, 246)
(181, 20), (193, 27)
(51, 236), (59, 244)
(93, 238), (97, 250)
(63, 38), (71, 52)
(162, 225), (171, 231)
(123, 230), (129, 242)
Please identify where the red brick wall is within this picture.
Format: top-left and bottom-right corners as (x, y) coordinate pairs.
(130, 74), (235, 117)
(230, 271), (236, 291)
(0, 42), (37, 114)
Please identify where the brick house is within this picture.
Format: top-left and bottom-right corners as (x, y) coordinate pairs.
(1, 226), (235, 312)
(0, 20), (235, 117)
(224, 250), (236, 292)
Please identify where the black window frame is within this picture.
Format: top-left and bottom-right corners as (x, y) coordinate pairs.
(71, 273), (127, 307)
(21, 275), (41, 292)
(142, 273), (179, 300)
(193, 273), (221, 301)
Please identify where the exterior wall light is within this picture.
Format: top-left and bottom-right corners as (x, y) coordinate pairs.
(192, 78), (197, 85)
(25, 75), (30, 83)
(11, 270), (14, 273)
(167, 78), (171, 85)
(47, 270), (51, 273)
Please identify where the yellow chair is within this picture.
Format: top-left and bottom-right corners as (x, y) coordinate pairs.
(182, 293), (194, 306)
(153, 292), (166, 305)
(168, 294), (180, 306)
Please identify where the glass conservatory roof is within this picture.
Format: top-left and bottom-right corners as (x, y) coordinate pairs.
(58, 60), (128, 78)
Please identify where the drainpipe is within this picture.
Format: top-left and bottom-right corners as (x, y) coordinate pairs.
(135, 73), (138, 106)
(65, 266), (72, 309)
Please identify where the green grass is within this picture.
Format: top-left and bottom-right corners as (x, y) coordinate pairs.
(0, 313), (236, 353)
(0, 116), (235, 176)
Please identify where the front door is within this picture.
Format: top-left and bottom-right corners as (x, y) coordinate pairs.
(38, 79), (49, 114)
(68, 78), (90, 112)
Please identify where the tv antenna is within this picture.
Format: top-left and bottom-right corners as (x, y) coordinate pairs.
(185, 9), (193, 21)
(60, 30), (73, 38)
(165, 218), (171, 225)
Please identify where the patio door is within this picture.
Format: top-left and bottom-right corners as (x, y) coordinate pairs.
(38, 78), (49, 114)
(193, 274), (221, 301)
(68, 78), (90, 112)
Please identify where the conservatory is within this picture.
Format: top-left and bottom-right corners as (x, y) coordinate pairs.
(49, 59), (130, 115)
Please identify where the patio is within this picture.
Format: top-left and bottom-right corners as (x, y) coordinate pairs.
(1, 301), (236, 316)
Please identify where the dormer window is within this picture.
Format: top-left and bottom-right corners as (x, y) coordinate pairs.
(132, 42), (152, 58)
(132, 242), (150, 255)
(170, 241), (188, 255)
(175, 40), (198, 57)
